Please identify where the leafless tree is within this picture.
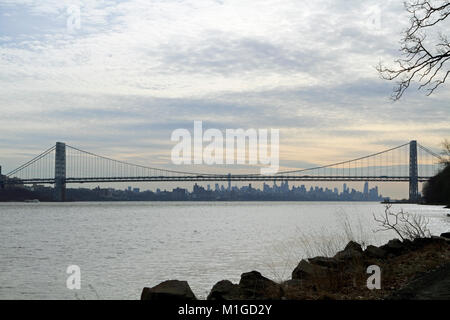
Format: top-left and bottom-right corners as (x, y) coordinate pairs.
(373, 205), (431, 240)
(377, 0), (450, 100)
(441, 139), (450, 165)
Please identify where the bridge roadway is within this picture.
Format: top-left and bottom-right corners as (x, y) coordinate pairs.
(14, 175), (431, 185)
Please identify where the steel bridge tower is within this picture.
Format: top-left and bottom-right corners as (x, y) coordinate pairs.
(409, 140), (419, 202)
(0, 165), (4, 189)
(54, 142), (66, 202)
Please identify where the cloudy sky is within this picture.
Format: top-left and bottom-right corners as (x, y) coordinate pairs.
(0, 0), (449, 196)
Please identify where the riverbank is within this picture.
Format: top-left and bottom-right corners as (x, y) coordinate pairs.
(142, 234), (450, 300)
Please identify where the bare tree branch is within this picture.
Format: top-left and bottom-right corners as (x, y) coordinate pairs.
(373, 205), (431, 240)
(377, 0), (450, 100)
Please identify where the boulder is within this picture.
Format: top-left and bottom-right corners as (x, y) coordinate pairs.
(334, 243), (364, 261)
(292, 260), (328, 280)
(308, 256), (338, 269)
(379, 239), (406, 256)
(402, 239), (414, 248)
(412, 236), (449, 249)
(282, 279), (304, 288)
(440, 232), (450, 239)
(343, 241), (363, 253)
(364, 245), (388, 259)
(207, 280), (240, 300)
(239, 271), (283, 300)
(141, 280), (197, 300)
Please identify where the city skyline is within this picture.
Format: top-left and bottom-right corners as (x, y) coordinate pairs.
(21, 180), (387, 202)
(0, 1), (449, 202)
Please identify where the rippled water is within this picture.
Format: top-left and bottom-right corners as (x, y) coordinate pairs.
(0, 201), (448, 300)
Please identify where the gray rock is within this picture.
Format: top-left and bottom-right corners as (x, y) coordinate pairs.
(333, 241), (364, 261)
(308, 256), (338, 269)
(364, 245), (388, 259)
(292, 259), (328, 280)
(440, 232), (450, 239)
(379, 239), (406, 256)
(402, 239), (414, 248)
(334, 249), (364, 261)
(207, 280), (240, 300)
(412, 236), (449, 249)
(141, 280), (197, 300)
(239, 271), (283, 300)
(282, 279), (304, 288)
(343, 241), (363, 253)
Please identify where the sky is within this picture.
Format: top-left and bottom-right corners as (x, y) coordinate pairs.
(0, 0), (449, 198)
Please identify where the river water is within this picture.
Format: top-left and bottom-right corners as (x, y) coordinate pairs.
(0, 201), (448, 299)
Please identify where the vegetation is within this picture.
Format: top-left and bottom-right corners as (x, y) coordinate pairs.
(373, 205), (431, 240)
(377, 0), (450, 100)
(423, 139), (450, 205)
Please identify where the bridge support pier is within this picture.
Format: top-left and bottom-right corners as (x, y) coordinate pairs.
(409, 140), (419, 203)
(54, 142), (66, 202)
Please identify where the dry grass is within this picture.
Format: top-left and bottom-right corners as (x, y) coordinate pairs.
(281, 241), (450, 300)
(263, 210), (374, 282)
(262, 208), (450, 300)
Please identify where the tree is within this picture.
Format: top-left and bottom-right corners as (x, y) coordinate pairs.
(377, 0), (450, 100)
(441, 138), (450, 165)
(422, 139), (450, 204)
(373, 205), (431, 240)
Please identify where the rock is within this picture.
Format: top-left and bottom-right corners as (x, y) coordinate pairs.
(239, 271), (283, 300)
(292, 260), (328, 280)
(364, 245), (388, 259)
(402, 239), (414, 248)
(379, 239), (406, 256)
(207, 280), (240, 300)
(430, 236), (450, 245)
(440, 232), (450, 239)
(334, 249), (363, 261)
(333, 241), (364, 262)
(141, 280), (197, 301)
(282, 279), (304, 288)
(344, 241), (363, 253)
(412, 236), (449, 249)
(308, 256), (338, 269)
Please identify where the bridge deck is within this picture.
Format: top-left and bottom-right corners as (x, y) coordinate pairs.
(10, 175), (431, 185)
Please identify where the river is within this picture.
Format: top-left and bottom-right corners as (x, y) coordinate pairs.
(0, 201), (448, 299)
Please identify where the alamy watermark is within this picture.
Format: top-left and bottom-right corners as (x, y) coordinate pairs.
(367, 265), (381, 290)
(171, 121), (280, 175)
(66, 265), (81, 290)
(67, 2), (81, 33)
(363, 4), (383, 34)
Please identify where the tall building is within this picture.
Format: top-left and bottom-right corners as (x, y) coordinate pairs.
(364, 182), (369, 196)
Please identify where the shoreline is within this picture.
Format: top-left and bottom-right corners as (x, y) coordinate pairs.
(141, 234), (450, 300)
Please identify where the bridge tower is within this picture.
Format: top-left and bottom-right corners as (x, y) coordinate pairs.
(0, 165), (4, 189)
(409, 140), (419, 203)
(54, 142), (66, 202)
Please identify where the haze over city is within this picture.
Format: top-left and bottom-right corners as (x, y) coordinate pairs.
(1, 0), (450, 307)
(1, 0), (449, 199)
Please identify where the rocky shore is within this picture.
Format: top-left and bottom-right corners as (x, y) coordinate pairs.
(141, 233), (450, 300)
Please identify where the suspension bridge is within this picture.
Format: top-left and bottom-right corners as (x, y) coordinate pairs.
(0, 141), (444, 202)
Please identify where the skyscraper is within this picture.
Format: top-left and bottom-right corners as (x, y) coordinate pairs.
(364, 181), (369, 196)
